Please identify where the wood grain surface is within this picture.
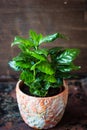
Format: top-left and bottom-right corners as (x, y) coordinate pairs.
(0, 0), (87, 77)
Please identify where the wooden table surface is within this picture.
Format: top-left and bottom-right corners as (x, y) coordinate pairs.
(0, 0), (87, 77)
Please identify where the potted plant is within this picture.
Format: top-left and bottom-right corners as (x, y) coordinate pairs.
(9, 30), (80, 129)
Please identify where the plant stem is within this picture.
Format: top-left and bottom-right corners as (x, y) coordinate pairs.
(33, 69), (36, 80)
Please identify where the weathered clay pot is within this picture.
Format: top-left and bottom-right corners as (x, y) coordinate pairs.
(16, 80), (68, 129)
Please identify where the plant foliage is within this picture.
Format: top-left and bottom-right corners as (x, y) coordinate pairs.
(9, 30), (81, 97)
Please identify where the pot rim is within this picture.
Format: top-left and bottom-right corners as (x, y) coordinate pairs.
(16, 80), (68, 99)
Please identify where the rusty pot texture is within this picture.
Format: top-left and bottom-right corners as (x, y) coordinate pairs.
(16, 80), (68, 129)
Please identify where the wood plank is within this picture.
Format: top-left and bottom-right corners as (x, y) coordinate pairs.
(0, 0), (87, 76)
(0, 0), (85, 13)
(84, 11), (87, 22)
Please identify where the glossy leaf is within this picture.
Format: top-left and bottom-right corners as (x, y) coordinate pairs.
(8, 61), (21, 71)
(13, 53), (28, 61)
(29, 79), (48, 96)
(11, 36), (33, 47)
(36, 61), (55, 75)
(57, 48), (80, 64)
(44, 75), (57, 83)
(49, 47), (63, 63)
(12, 53), (34, 69)
(56, 71), (71, 79)
(39, 33), (68, 44)
(16, 61), (32, 69)
(20, 71), (34, 84)
(30, 87), (47, 97)
(35, 48), (48, 57)
(56, 78), (63, 87)
(58, 63), (81, 72)
(27, 50), (46, 61)
(29, 30), (43, 47)
(49, 47), (63, 55)
(44, 82), (51, 91)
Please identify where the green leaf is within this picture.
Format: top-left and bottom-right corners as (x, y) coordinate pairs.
(11, 36), (33, 47)
(57, 48), (80, 64)
(44, 82), (51, 90)
(49, 47), (63, 63)
(39, 33), (68, 44)
(8, 61), (21, 71)
(58, 63), (81, 72)
(16, 61), (32, 69)
(35, 48), (48, 57)
(13, 52), (34, 63)
(56, 78), (63, 87)
(44, 75), (57, 83)
(29, 30), (43, 47)
(13, 53), (24, 61)
(50, 78), (63, 88)
(29, 79), (48, 97)
(49, 47), (63, 55)
(27, 50), (46, 61)
(57, 33), (69, 40)
(36, 61), (55, 75)
(39, 33), (58, 44)
(20, 71), (34, 85)
(29, 30), (43, 41)
(29, 30), (38, 39)
(30, 87), (47, 97)
(12, 53), (34, 69)
(56, 71), (71, 79)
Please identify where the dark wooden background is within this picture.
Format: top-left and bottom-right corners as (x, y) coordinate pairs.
(0, 0), (87, 79)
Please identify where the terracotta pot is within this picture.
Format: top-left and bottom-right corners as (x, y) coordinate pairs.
(16, 80), (68, 129)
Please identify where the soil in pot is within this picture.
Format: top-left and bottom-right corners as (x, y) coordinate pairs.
(20, 83), (64, 97)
